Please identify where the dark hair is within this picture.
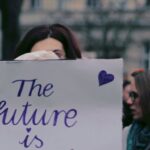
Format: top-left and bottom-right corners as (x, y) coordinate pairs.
(13, 24), (82, 59)
(132, 71), (150, 124)
(123, 80), (131, 89)
(131, 68), (144, 76)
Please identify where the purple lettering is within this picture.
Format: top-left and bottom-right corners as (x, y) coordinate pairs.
(12, 79), (54, 97)
(43, 83), (54, 97)
(19, 128), (43, 148)
(0, 100), (77, 127)
(64, 109), (77, 127)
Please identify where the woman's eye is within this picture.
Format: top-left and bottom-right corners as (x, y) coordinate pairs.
(53, 49), (64, 58)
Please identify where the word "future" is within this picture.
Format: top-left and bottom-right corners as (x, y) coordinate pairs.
(0, 79), (77, 127)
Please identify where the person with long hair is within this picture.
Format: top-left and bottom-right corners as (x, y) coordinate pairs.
(13, 24), (82, 60)
(123, 70), (150, 150)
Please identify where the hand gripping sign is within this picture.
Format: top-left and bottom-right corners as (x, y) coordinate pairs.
(0, 59), (122, 150)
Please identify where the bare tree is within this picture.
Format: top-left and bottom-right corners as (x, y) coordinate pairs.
(83, 1), (147, 58)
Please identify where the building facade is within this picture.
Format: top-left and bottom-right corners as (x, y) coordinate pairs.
(0, 0), (149, 74)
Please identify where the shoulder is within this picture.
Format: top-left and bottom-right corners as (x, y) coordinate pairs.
(145, 142), (150, 150)
(122, 125), (131, 150)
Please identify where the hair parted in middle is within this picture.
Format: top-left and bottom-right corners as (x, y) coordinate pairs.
(13, 24), (82, 59)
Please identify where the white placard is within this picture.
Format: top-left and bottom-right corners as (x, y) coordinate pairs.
(0, 59), (122, 150)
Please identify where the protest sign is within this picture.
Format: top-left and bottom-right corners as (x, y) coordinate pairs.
(0, 59), (122, 150)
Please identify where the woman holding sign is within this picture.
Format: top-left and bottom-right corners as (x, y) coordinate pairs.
(123, 70), (150, 150)
(13, 24), (82, 60)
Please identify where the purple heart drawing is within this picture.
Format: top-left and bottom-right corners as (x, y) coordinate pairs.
(98, 70), (114, 86)
(26, 128), (31, 133)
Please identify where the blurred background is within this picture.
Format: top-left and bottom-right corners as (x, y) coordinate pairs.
(0, 0), (150, 76)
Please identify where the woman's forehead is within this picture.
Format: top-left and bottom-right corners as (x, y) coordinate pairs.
(31, 38), (64, 52)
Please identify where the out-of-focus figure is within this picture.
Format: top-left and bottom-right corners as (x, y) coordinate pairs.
(123, 71), (150, 150)
(122, 80), (133, 128)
